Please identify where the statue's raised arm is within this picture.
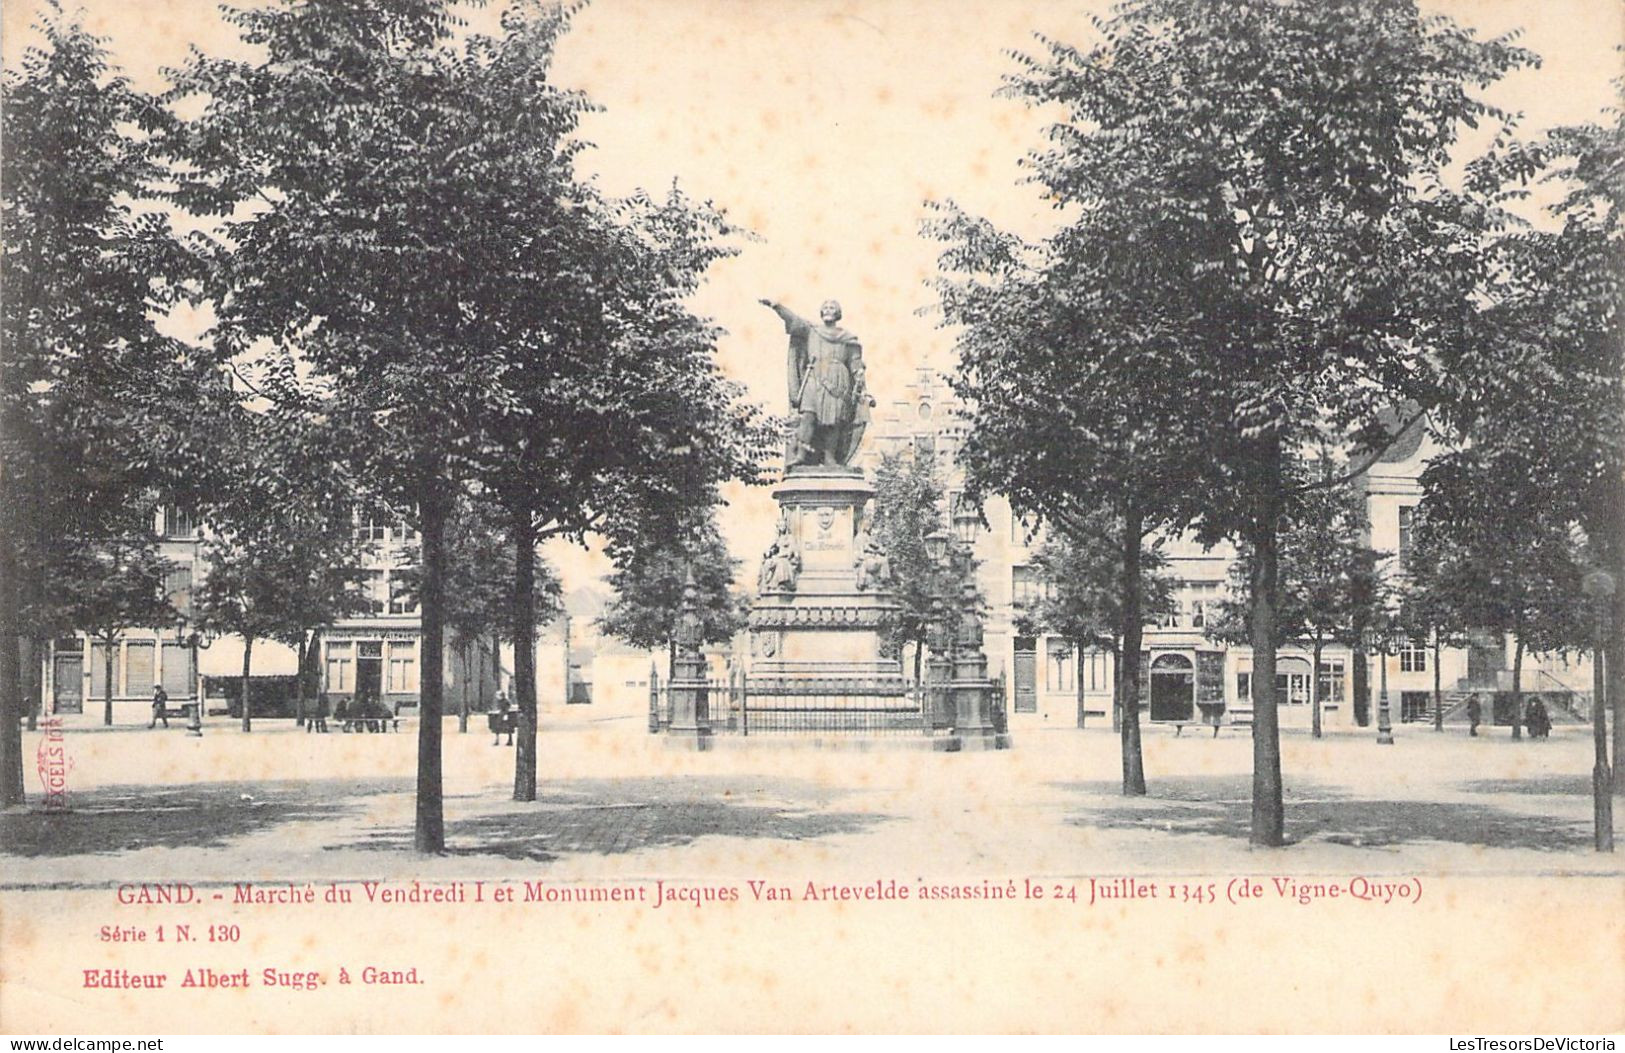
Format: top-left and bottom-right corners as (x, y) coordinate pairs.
(760, 297), (867, 469)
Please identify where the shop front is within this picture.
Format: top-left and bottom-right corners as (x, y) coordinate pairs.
(1142, 649), (1227, 725)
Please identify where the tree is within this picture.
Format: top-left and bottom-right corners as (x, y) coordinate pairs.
(1206, 455), (1383, 738)
(1416, 448), (1591, 738)
(186, 397), (374, 732)
(942, 1), (1533, 842)
(418, 7), (770, 801)
(0, 2), (203, 801)
(598, 509), (747, 675)
(54, 518), (175, 726)
(927, 95), (1219, 797)
(1397, 504), (1476, 732)
(1025, 509), (1175, 730)
(1431, 86), (1625, 777)
(870, 450), (948, 684)
(164, 0), (756, 845)
(396, 492), (563, 732)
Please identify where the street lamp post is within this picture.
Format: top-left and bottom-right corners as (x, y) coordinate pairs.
(173, 616), (208, 737)
(1362, 624), (1397, 746)
(923, 529), (952, 732)
(1581, 570), (1614, 853)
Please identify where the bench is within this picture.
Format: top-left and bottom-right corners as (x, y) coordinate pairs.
(1171, 703), (1245, 738)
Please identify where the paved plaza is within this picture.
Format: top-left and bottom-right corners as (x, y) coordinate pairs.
(5, 710), (1621, 886)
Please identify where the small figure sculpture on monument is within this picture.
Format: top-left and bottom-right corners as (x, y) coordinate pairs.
(760, 297), (873, 468)
(853, 510), (893, 591)
(758, 515), (801, 594)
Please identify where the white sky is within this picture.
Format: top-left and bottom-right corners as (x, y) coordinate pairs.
(5, 0), (1621, 598)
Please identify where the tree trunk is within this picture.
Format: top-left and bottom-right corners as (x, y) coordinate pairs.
(103, 636), (116, 727)
(240, 636), (254, 733)
(293, 633), (306, 728)
(1611, 541), (1624, 795)
(458, 641), (470, 734)
(1119, 508), (1146, 797)
(414, 477), (449, 853)
(25, 635), (42, 732)
(512, 511), (539, 802)
(1248, 444), (1286, 847)
(1432, 627), (1444, 732)
(1075, 637), (1087, 729)
(913, 634), (923, 688)
(1310, 635), (1323, 740)
(1111, 637), (1121, 733)
(0, 527), (26, 805)
(1352, 637), (1370, 727)
(1510, 633), (1524, 741)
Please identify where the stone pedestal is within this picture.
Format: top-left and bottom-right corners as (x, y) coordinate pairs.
(748, 466), (907, 704)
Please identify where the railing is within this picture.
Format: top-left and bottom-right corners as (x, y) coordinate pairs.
(649, 674), (993, 736)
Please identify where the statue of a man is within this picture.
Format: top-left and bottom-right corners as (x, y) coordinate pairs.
(759, 298), (871, 467)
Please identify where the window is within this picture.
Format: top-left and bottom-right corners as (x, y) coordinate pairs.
(163, 505), (196, 538)
(161, 642), (192, 696)
(1316, 660), (1346, 705)
(357, 516), (390, 544)
(90, 642), (115, 697)
(1276, 659), (1312, 705)
(325, 642), (353, 692)
(395, 521), (418, 544)
(1401, 691), (1431, 722)
(1238, 669), (1311, 705)
(388, 574), (416, 615)
(1185, 582), (1220, 629)
(1012, 566), (1041, 608)
(1084, 650), (1108, 692)
(1398, 507), (1414, 570)
(125, 641), (155, 697)
(364, 570), (388, 615)
(164, 565), (193, 618)
(1045, 641), (1074, 693)
(1400, 637), (1428, 673)
(387, 642), (417, 693)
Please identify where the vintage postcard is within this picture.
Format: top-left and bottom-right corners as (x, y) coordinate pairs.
(2, 0), (1622, 1036)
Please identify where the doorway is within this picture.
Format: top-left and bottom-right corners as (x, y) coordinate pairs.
(1149, 653), (1195, 722)
(1013, 637), (1037, 713)
(53, 655), (83, 715)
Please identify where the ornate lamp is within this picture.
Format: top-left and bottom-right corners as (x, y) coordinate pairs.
(952, 502), (981, 547)
(923, 529), (950, 565)
(1361, 622), (1396, 745)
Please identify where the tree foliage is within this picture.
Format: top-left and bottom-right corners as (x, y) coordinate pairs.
(1024, 508), (1175, 729)
(164, 0), (768, 842)
(868, 450), (950, 677)
(933, 0), (1534, 840)
(1, 4), (211, 788)
(597, 508), (747, 669)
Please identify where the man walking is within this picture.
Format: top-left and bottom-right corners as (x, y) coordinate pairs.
(149, 685), (170, 729)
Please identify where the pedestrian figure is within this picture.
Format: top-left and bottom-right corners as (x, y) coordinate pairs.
(490, 691), (514, 747)
(1467, 696), (1481, 737)
(309, 692), (330, 734)
(148, 685), (170, 729)
(1527, 698), (1551, 740)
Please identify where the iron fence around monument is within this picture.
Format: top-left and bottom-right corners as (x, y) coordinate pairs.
(648, 673), (1004, 737)
(649, 674), (927, 735)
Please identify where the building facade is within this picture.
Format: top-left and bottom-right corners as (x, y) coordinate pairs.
(864, 369), (1593, 734)
(38, 506), (500, 723)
